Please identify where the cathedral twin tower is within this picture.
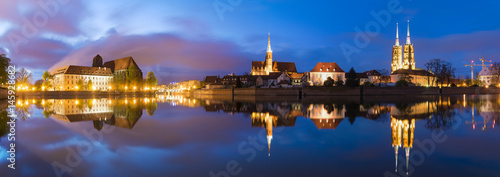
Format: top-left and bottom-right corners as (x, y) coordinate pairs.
(391, 20), (415, 73)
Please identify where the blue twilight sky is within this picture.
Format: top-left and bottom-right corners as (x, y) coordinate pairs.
(1, 0), (499, 83)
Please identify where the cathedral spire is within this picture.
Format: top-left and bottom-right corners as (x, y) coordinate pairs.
(406, 20), (411, 45)
(395, 23), (400, 46)
(267, 33), (272, 53)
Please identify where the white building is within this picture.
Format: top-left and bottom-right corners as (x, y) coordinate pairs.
(479, 66), (499, 86)
(309, 62), (345, 86)
(53, 65), (113, 91)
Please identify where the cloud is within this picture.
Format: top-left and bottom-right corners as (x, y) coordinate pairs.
(49, 33), (250, 82)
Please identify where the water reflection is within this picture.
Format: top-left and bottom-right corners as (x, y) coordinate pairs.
(12, 98), (159, 130)
(3, 95), (500, 176)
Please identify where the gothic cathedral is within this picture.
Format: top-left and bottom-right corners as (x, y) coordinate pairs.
(391, 21), (415, 73)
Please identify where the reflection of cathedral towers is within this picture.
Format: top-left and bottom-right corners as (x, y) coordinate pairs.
(391, 117), (415, 175)
(391, 20), (415, 73)
(251, 112), (278, 156)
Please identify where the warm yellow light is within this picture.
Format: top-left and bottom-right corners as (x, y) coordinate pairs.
(108, 100), (112, 104)
(75, 86), (79, 90)
(75, 100), (79, 104)
(93, 86), (97, 90)
(42, 100), (45, 105)
(486, 85), (489, 88)
(193, 86), (196, 89)
(42, 86), (45, 91)
(32, 87), (35, 91)
(125, 86), (128, 90)
(133, 99), (136, 104)
(108, 86), (112, 90)
(133, 86), (137, 90)
(125, 99), (128, 104)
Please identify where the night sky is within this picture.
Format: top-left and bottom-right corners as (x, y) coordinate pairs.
(1, 0), (499, 83)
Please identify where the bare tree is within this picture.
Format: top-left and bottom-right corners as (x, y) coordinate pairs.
(15, 68), (33, 86)
(377, 69), (390, 86)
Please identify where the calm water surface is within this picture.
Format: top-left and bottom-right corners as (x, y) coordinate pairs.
(1, 95), (500, 177)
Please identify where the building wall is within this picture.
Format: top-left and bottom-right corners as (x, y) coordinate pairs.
(54, 74), (113, 91)
(391, 74), (434, 86)
(309, 72), (345, 86)
(479, 75), (499, 86)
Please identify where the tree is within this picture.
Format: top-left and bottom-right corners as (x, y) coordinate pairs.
(399, 72), (414, 83)
(323, 77), (334, 87)
(235, 77), (242, 88)
(15, 68), (33, 88)
(86, 80), (93, 90)
(146, 71), (158, 88)
(425, 59), (456, 87)
(41, 71), (53, 90)
(345, 67), (360, 88)
(0, 54), (11, 84)
(76, 79), (84, 90)
(335, 76), (344, 86)
(126, 67), (141, 87)
(377, 69), (391, 86)
(34, 79), (43, 91)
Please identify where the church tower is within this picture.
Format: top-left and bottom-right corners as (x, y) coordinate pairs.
(92, 54), (103, 67)
(403, 20), (415, 70)
(265, 33), (273, 75)
(391, 23), (403, 73)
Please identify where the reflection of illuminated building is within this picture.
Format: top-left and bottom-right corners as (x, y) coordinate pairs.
(48, 98), (144, 130)
(391, 102), (437, 119)
(251, 112), (277, 156)
(391, 117), (415, 175)
(157, 95), (200, 107)
(470, 95), (499, 131)
(306, 104), (345, 129)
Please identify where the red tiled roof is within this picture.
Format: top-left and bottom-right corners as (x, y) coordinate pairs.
(391, 69), (433, 76)
(103, 56), (141, 72)
(205, 76), (219, 84)
(275, 62), (297, 73)
(363, 70), (381, 76)
(251, 61), (297, 73)
(290, 73), (304, 79)
(356, 73), (368, 78)
(53, 65), (113, 76)
(310, 62), (344, 73)
(310, 118), (343, 130)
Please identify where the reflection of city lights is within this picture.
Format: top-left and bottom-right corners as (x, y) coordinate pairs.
(133, 99), (136, 104)
(125, 99), (128, 104)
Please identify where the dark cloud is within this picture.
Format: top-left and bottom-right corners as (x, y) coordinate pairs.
(49, 33), (250, 82)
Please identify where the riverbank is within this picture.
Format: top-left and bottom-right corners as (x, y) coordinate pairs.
(188, 87), (500, 98)
(14, 91), (155, 99)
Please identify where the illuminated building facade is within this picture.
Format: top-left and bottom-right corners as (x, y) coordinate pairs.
(251, 34), (297, 76)
(391, 21), (415, 73)
(53, 65), (113, 91)
(308, 62), (345, 86)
